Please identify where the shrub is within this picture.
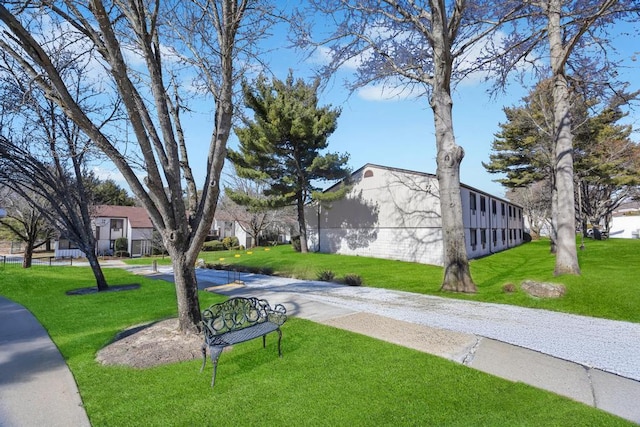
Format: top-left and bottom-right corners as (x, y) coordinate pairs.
(202, 240), (224, 251)
(317, 270), (335, 282)
(222, 236), (239, 249)
(206, 262), (227, 270)
(115, 237), (128, 252)
(344, 274), (363, 286)
(291, 235), (301, 252)
(502, 283), (516, 293)
(114, 251), (130, 258)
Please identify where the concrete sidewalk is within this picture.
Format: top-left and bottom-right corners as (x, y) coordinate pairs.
(0, 297), (90, 427)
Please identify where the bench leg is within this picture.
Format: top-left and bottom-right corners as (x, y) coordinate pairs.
(276, 328), (283, 357)
(200, 344), (207, 373)
(209, 347), (223, 389)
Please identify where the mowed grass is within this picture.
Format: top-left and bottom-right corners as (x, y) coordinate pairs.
(137, 238), (640, 323)
(0, 266), (632, 426)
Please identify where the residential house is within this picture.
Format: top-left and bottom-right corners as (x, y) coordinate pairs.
(608, 201), (640, 239)
(209, 211), (293, 248)
(306, 164), (525, 267)
(208, 212), (250, 247)
(55, 205), (155, 258)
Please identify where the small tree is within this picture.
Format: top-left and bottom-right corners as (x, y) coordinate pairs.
(222, 175), (272, 248)
(506, 182), (552, 240)
(228, 71), (351, 253)
(0, 187), (56, 268)
(114, 237), (128, 257)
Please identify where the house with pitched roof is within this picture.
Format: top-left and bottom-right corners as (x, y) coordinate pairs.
(55, 205), (155, 258)
(306, 164), (525, 266)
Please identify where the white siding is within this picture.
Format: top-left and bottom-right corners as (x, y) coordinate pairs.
(609, 216), (640, 239)
(307, 164), (524, 267)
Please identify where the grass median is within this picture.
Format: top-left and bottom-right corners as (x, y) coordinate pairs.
(0, 261), (634, 426)
(128, 238), (640, 323)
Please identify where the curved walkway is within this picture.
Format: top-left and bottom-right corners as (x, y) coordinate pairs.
(0, 297), (90, 427)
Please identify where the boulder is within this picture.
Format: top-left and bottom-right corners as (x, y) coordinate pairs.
(521, 280), (566, 298)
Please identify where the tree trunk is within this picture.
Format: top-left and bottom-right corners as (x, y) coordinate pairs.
(171, 251), (202, 334)
(430, 0), (476, 293)
(22, 242), (33, 268)
(548, 1), (580, 275)
(432, 91), (476, 293)
(297, 194), (309, 253)
(86, 251), (109, 291)
(549, 182), (558, 254)
(552, 76), (579, 274)
(436, 141), (476, 293)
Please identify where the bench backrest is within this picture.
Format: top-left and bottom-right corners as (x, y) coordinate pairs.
(201, 297), (283, 337)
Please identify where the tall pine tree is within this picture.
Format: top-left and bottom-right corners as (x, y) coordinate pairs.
(228, 72), (350, 253)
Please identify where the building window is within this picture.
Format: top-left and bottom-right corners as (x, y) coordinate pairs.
(491, 200), (497, 215)
(480, 196), (486, 215)
(469, 193), (477, 212)
(470, 228), (477, 250)
(509, 206), (513, 217)
(492, 228), (497, 245)
(501, 228), (506, 243)
(480, 229), (487, 249)
(364, 170), (374, 178)
(58, 239), (79, 250)
(111, 219), (123, 231)
(501, 203), (505, 216)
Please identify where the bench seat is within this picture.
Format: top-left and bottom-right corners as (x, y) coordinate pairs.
(200, 297), (287, 388)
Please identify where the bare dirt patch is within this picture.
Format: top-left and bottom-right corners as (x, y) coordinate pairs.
(96, 318), (203, 368)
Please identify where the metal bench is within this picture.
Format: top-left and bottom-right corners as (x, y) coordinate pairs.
(200, 296), (287, 388)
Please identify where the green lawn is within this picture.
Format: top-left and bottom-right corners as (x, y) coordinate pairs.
(129, 238), (640, 323)
(0, 265), (633, 426)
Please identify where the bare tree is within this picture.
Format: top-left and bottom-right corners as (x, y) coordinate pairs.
(0, 48), (114, 288)
(506, 182), (552, 240)
(221, 175), (278, 248)
(0, 1), (277, 332)
(0, 134), (112, 289)
(0, 187), (56, 268)
(488, 0), (640, 275)
(293, 1), (528, 292)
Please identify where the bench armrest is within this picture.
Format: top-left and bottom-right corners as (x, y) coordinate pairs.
(267, 303), (287, 326)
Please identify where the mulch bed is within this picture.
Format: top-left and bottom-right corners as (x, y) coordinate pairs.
(66, 284), (140, 295)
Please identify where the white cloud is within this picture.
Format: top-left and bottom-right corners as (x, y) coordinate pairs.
(357, 83), (420, 102)
(91, 166), (125, 182)
(309, 45), (369, 71)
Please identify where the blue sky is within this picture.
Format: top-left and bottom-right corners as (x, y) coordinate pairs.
(341, 33), (637, 199)
(223, 18), (639, 199)
(95, 16), (639, 201)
